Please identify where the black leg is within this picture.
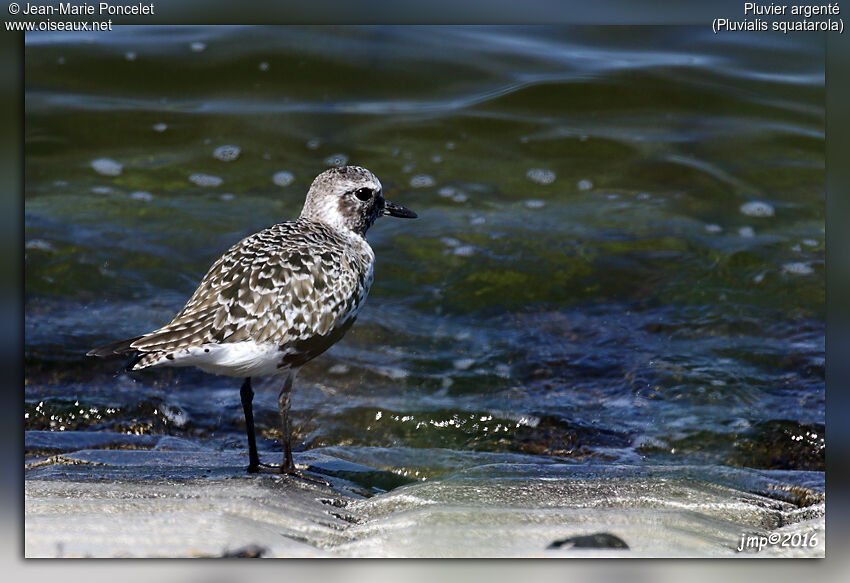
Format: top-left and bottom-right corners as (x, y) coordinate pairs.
(240, 377), (260, 473)
(277, 372), (296, 474)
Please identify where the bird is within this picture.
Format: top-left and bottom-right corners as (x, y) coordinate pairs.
(88, 165), (417, 477)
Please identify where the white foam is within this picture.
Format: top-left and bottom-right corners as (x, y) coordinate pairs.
(213, 145), (241, 162)
(324, 153), (348, 167)
(410, 174), (435, 188)
(152, 123), (167, 132)
(129, 191), (153, 202)
(577, 178), (593, 191)
(783, 262), (814, 275)
(524, 199), (545, 209)
(272, 170), (295, 187)
(704, 224), (723, 234)
(328, 363), (350, 375)
(189, 173), (223, 187)
(738, 226), (755, 238)
(740, 201), (775, 217)
(453, 246), (476, 257)
(189, 42), (206, 53)
(526, 168), (556, 185)
(91, 158), (122, 176)
(452, 358), (475, 370)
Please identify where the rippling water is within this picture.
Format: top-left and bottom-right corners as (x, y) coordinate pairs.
(25, 26), (824, 482)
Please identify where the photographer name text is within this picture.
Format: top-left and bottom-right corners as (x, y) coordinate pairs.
(15, 2), (154, 16)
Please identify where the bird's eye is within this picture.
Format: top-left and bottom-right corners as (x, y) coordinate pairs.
(354, 188), (372, 202)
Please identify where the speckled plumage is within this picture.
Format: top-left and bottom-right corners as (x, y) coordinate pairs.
(125, 219), (375, 375)
(88, 166), (417, 476)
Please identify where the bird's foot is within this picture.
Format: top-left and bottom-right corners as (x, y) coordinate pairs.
(247, 461), (282, 475)
(280, 463), (332, 487)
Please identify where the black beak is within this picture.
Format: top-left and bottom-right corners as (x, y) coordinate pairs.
(383, 200), (418, 219)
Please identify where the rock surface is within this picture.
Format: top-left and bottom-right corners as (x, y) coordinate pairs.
(24, 432), (825, 558)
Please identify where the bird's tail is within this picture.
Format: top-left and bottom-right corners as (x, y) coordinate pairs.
(86, 336), (144, 358)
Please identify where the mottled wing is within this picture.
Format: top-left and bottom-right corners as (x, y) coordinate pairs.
(129, 221), (372, 354)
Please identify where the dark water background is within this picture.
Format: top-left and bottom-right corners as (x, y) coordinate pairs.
(25, 26), (824, 483)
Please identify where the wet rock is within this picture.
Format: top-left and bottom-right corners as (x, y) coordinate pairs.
(25, 447), (824, 558)
(548, 532), (629, 550)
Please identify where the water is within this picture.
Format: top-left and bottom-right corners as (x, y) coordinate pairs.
(25, 26), (824, 484)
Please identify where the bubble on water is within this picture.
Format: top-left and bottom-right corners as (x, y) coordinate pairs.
(441, 376), (454, 389)
(453, 245), (476, 257)
(26, 239), (55, 252)
(258, 61), (269, 71)
(410, 174), (435, 188)
(495, 364), (511, 378)
(190, 42), (207, 53)
(203, 138), (211, 145)
(526, 168), (556, 185)
(91, 158), (122, 176)
(152, 123), (167, 132)
(524, 199), (546, 209)
(579, 134), (589, 142)
(791, 244), (801, 252)
(306, 138), (321, 150)
(783, 262), (814, 275)
(376, 366), (408, 380)
(704, 224), (723, 234)
(328, 363), (350, 375)
(130, 191), (153, 202)
(53, 180), (68, 187)
(738, 226), (755, 238)
(440, 237), (461, 248)
(451, 193), (468, 203)
(753, 272), (766, 283)
(189, 173), (223, 187)
(577, 178), (593, 191)
(438, 186), (455, 198)
(453, 358), (475, 370)
(219, 193), (235, 201)
(162, 406), (188, 428)
(740, 201), (775, 217)
(401, 163), (416, 173)
(91, 186), (113, 194)
(519, 135), (530, 143)
(57, 56), (66, 65)
(606, 193), (620, 200)
(636, 192), (651, 201)
(431, 155), (442, 164)
(212, 145), (241, 162)
(469, 216), (486, 226)
(124, 51), (137, 61)
(262, 153), (271, 160)
(445, 141), (456, 150)
(802, 238), (819, 247)
(324, 153), (348, 167)
(272, 170), (295, 187)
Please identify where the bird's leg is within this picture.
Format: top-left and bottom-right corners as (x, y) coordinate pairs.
(277, 370), (331, 486)
(277, 371), (296, 474)
(239, 377), (261, 473)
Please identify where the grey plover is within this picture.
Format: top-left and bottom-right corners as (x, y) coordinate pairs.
(88, 166), (417, 476)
